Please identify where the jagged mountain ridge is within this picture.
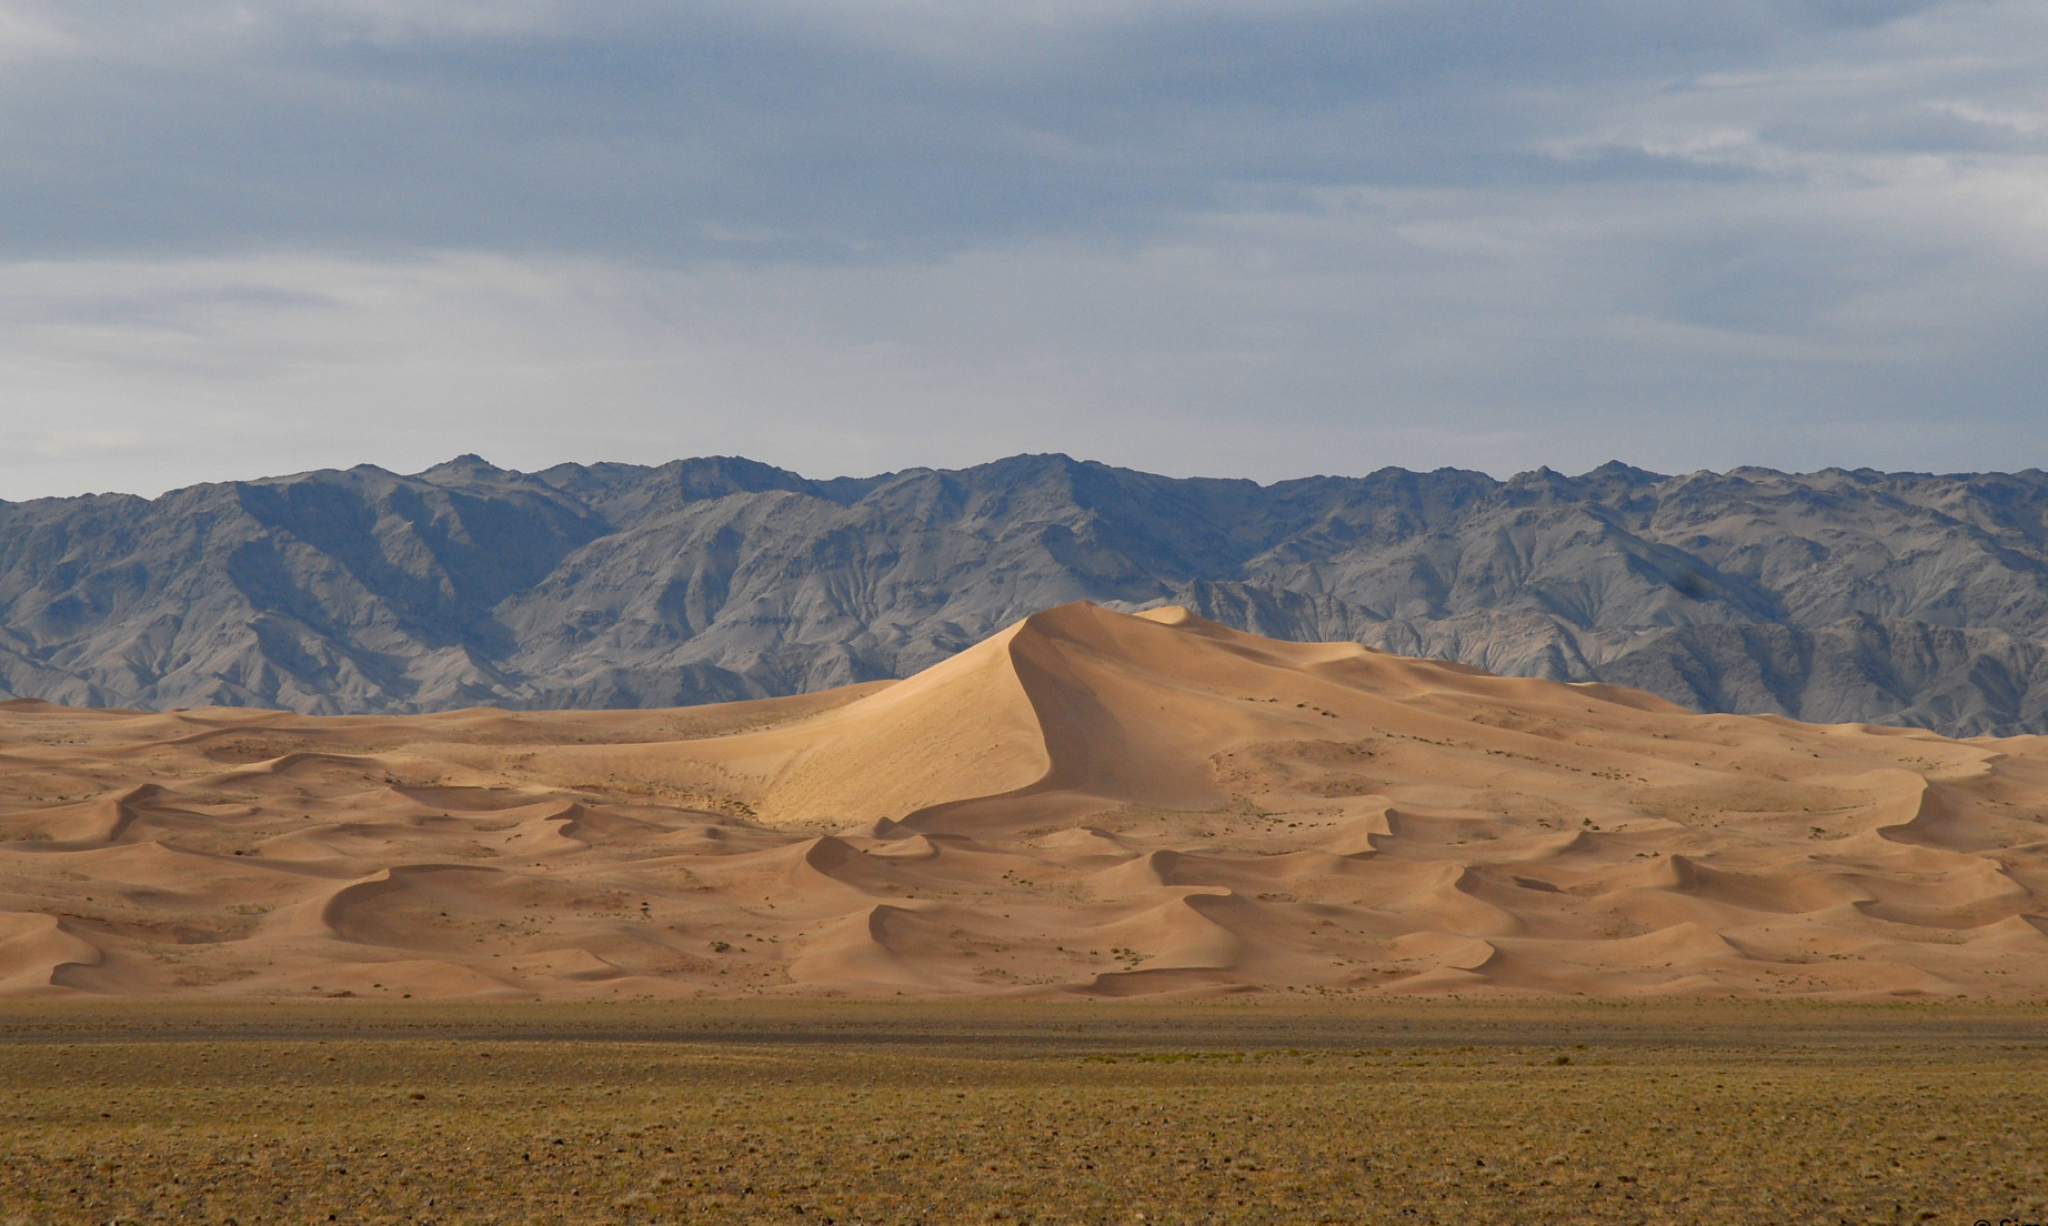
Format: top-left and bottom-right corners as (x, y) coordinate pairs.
(7, 452), (2048, 734)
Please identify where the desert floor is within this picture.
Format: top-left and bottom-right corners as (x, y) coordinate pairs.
(1, 1000), (2045, 1225)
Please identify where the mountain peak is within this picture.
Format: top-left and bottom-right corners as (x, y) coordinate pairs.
(411, 454), (521, 491)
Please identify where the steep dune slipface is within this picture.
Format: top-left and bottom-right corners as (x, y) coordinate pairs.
(710, 617), (1053, 827)
(3, 603), (2048, 1000)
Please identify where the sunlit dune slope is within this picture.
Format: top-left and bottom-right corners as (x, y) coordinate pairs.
(4, 602), (2048, 1000)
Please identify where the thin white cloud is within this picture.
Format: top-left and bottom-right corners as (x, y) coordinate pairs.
(1930, 99), (2048, 136)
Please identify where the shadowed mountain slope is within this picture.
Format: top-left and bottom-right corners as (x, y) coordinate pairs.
(9, 454), (2048, 732)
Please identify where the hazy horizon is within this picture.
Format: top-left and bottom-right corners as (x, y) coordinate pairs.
(16, 448), (2048, 505)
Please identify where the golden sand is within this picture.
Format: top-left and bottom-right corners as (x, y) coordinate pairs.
(4, 604), (2047, 999)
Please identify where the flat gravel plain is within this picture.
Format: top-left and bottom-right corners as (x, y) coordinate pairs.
(1, 1002), (2044, 1225)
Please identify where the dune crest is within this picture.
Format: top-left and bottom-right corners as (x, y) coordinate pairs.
(4, 601), (2048, 999)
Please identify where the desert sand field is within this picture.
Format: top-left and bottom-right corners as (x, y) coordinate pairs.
(5, 602), (2048, 1000)
(1, 1001), (2044, 1225)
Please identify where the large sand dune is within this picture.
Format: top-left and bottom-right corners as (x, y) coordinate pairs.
(4, 602), (2047, 999)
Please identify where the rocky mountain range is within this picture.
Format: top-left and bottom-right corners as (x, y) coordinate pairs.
(6, 452), (2048, 735)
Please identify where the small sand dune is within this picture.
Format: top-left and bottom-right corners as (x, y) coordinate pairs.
(4, 602), (2048, 999)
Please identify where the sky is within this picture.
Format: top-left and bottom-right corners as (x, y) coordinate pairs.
(0, 0), (2044, 499)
